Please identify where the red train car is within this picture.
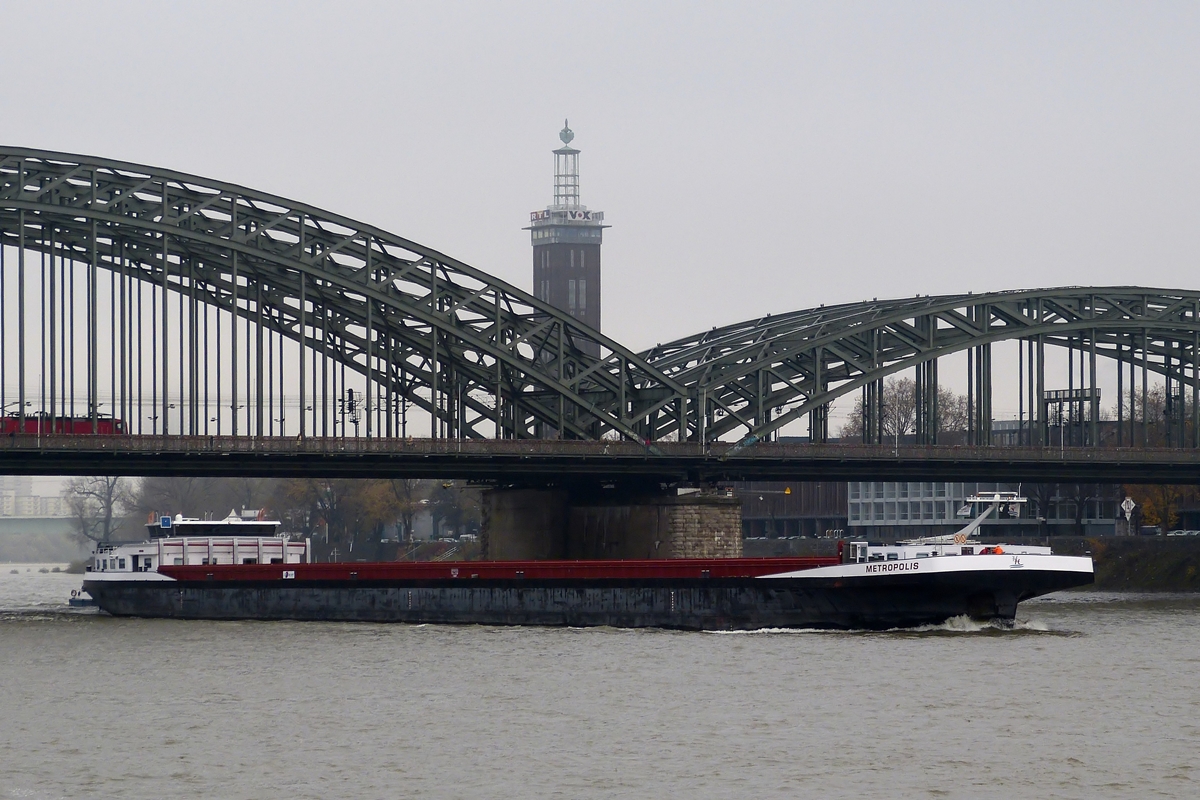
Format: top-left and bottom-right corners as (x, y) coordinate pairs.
(0, 415), (128, 435)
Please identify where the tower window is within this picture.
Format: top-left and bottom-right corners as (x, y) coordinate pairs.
(570, 250), (575, 268)
(581, 250), (586, 270)
(579, 279), (586, 311)
(569, 280), (577, 310)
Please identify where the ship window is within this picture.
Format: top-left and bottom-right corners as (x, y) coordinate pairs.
(886, 552), (899, 561)
(242, 558), (257, 565)
(269, 558), (283, 564)
(961, 547), (974, 556)
(118, 558), (126, 570)
(173, 558), (183, 565)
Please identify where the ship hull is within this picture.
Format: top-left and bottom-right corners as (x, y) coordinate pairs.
(83, 563), (1092, 631)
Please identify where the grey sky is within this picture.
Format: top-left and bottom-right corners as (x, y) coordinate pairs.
(1, 0), (1197, 434)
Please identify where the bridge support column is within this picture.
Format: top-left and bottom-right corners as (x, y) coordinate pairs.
(481, 489), (742, 560)
(915, 358), (938, 445)
(480, 489), (569, 560)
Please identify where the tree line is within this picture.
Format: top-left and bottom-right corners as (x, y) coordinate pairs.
(63, 476), (482, 557)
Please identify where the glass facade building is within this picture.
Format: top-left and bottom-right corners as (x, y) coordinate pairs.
(847, 481), (1120, 537)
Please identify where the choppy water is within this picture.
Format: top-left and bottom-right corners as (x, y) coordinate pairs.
(1, 567), (1198, 799)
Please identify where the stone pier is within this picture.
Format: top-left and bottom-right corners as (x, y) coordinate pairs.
(481, 489), (742, 561)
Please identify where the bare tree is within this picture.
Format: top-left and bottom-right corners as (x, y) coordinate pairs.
(131, 476), (209, 522)
(427, 481), (482, 538)
(1060, 483), (1107, 535)
(1024, 482), (1058, 533)
(128, 477), (284, 522)
(63, 476), (134, 544)
(937, 389), (970, 434)
(839, 378), (968, 439)
(1112, 383), (1192, 447)
(390, 479), (427, 543)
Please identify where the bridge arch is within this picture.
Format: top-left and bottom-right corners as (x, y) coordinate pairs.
(0, 147), (686, 441)
(3, 147), (1197, 450)
(644, 289), (1200, 447)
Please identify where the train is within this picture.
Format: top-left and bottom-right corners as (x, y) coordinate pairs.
(0, 415), (128, 435)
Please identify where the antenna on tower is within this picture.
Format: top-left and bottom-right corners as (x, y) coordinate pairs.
(553, 121), (580, 208)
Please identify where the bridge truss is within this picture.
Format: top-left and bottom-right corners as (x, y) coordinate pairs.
(2, 147), (1199, 452)
(644, 289), (1200, 448)
(0, 147), (687, 442)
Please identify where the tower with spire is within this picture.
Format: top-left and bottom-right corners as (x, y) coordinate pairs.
(527, 120), (607, 355)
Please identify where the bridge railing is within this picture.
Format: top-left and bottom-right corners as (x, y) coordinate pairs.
(5, 434), (1200, 464)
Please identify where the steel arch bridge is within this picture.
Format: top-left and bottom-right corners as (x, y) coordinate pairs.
(643, 289), (1200, 448)
(1, 146), (1198, 453)
(0, 146), (687, 443)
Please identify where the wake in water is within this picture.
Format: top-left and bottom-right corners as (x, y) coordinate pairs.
(707, 614), (1067, 636)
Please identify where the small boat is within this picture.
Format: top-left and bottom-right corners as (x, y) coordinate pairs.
(80, 494), (1092, 630)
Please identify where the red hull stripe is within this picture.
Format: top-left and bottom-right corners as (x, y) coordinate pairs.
(160, 557), (839, 582)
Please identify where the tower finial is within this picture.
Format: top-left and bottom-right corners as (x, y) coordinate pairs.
(559, 119), (574, 146)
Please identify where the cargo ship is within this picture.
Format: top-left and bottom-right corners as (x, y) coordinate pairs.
(80, 495), (1093, 631)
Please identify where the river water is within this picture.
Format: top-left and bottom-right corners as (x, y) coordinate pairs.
(1, 567), (1198, 799)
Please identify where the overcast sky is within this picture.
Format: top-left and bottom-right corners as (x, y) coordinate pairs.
(2, 0), (1199, 450)
(4, 0), (1196, 353)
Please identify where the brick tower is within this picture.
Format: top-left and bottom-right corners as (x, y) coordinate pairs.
(527, 120), (607, 355)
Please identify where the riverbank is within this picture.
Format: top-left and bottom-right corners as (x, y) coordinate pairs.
(744, 535), (1200, 591)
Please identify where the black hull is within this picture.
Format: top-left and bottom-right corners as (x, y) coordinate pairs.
(84, 569), (1091, 631)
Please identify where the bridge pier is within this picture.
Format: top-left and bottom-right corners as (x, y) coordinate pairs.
(480, 488), (743, 561)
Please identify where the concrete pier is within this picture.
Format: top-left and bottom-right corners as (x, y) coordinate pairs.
(481, 489), (742, 560)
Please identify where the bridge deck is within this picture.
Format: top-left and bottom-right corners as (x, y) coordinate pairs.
(0, 435), (1196, 483)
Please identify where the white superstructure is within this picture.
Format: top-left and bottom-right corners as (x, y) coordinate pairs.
(87, 510), (310, 582)
(764, 492), (1092, 581)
